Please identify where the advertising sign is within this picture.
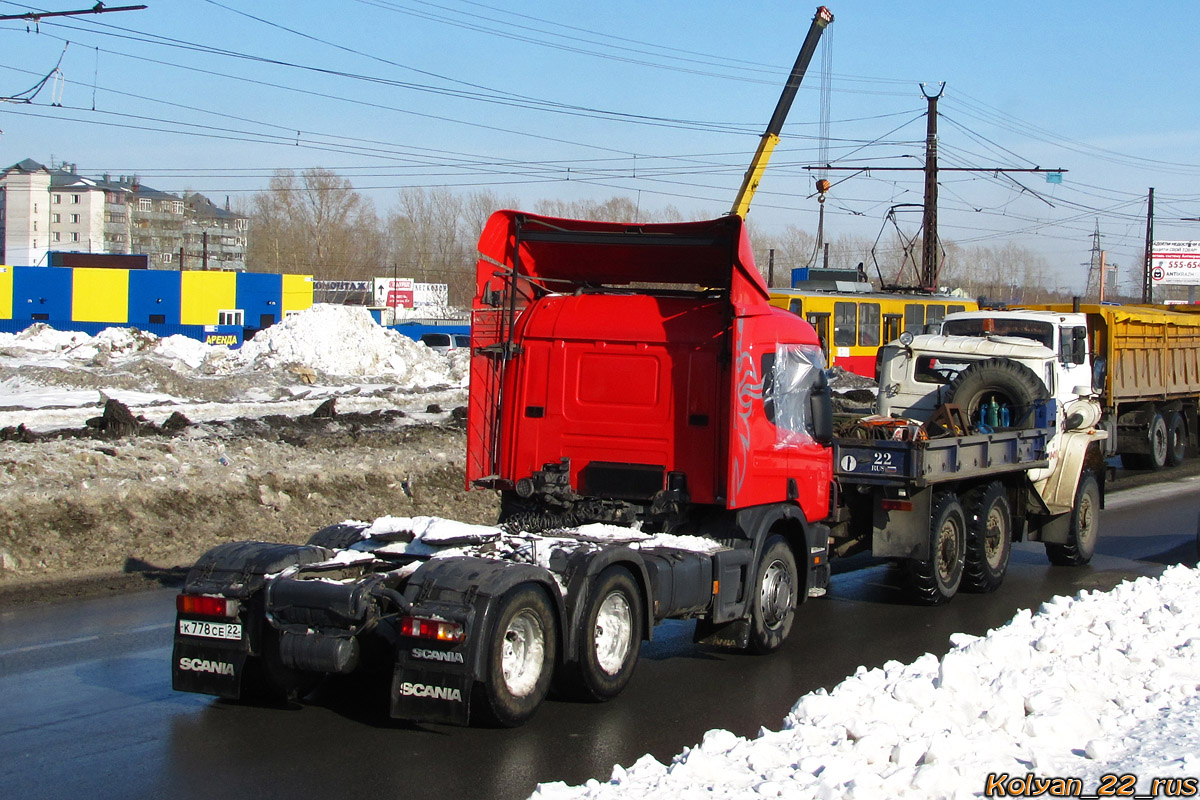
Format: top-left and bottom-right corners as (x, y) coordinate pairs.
(373, 277), (415, 309)
(1150, 241), (1200, 286)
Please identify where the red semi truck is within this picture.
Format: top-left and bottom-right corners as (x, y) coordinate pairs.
(171, 211), (1103, 726)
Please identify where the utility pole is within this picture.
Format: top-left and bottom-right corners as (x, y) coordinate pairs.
(920, 83), (944, 292)
(808, 84), (1066, 293)
(1142, 188), (1154, 303)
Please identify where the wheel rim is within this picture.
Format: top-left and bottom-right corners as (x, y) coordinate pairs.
(937, 517), (962, 583)
(593, 591), (633, 676)
(501, 609), (545, 698)
(984, 504), (1007, 569)
(1151, 418), (1168, 464)
(759, 559), (794, 630)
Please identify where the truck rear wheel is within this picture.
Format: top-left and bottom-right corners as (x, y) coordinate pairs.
(1123, 412), (1169, 471)
(904, 492), (966, 605)
(746, 536), (798, 654)
(566, 567), (643, 701)
(474, 585), (557, 727)
(1166, 410), (1187, 467)
(1046, 471), (1100, 566)
(944, 358), (1047, 430)
(962, 482), (1012, 593)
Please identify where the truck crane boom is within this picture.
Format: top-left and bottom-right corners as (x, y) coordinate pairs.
(730, 5), (833, 218)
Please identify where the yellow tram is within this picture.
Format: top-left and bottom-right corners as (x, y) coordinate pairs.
(768, 287), (977, 378)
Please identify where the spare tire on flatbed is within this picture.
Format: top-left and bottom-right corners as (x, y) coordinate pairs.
(945, 358), (1048, 430)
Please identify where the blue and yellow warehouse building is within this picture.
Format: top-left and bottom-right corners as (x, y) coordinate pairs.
(0, 266), (313, 346)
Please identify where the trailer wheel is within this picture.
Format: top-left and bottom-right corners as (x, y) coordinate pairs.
(1165, 410), (1187, 467)
(1123, 412), (1169, 471)
(305, 523), (367, 550)
(474, 585), (557, 727)
(962, 482), (1012, 593)
(904, 492), (966, 605)
(565, 567), (643, 701)
(944, 358), (1048, 430)
(1046, 471), (1100, 566)
(746, 536), (798, 654)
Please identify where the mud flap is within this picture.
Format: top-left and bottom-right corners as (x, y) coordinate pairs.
(172, 637), (249, 699)
(390, 662), (473, 726)
(693, 618), (751, 650)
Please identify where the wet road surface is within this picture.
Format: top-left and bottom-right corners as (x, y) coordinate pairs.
(2, 472), (1198, 800)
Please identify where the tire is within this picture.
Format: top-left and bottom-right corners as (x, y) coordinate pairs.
(1046, 471), (1100, 566)
(1166, 410), (1187, 467)
(903, 491), (966, 605)
(306, 523), (367, 549)
(474, 585), (557, 727)
(961, 482), (1012, 593)
(564, 567), (643, 701)
(746, 536), (799, 654)
(944, 358), (1048, 430)
(1123, 412), (1169, 471)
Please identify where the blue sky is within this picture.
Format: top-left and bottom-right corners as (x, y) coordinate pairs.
(2, 0), (1198, 291)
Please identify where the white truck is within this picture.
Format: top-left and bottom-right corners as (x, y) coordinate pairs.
(856, 329), (1108, 593)
(938, 304), (1200, 470)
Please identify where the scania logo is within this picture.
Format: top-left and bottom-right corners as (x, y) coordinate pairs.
(178, 657), (235, 676)
(398, 681), (462, 702)
(411, 647), (465, 664)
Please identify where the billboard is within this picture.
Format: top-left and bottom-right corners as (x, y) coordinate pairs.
(373, 277), (415, 309)
(1150, 241), (1200, 286)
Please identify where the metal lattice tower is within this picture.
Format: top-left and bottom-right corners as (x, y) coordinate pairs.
(1084, 220), (1102, 300)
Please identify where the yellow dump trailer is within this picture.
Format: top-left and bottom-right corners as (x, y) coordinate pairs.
(1023, 303), (1200, 468)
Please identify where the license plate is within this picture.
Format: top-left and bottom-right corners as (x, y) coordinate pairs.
(178, 618), (243, 641)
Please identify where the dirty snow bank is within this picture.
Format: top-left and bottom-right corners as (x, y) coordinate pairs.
(0, 304), (467, 431)
(533, 565), (1200, 800)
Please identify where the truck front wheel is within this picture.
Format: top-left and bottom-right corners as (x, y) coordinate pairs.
(1045, 471), (1100, 566)
(904, 492), (966, 605)
(566, 567), (643, 701)
(746, 536), (798, 654)
(475, 585), (557, 727)
(962, 482), (1012, 593)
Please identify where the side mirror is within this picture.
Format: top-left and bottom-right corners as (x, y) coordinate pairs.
(810, 372), (834, 446)
(1071, 326), (1088, 365)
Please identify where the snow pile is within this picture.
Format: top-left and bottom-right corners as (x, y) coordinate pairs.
(227, 304), (456, 386)
(533, 565), (1200, 800)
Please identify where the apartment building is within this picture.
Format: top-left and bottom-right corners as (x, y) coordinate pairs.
(0, 159), (248, 270)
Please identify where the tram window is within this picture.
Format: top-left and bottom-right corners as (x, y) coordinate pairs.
(789, 299), (803, 316)
(859, 303), (880, 347)
(834, 302), (857, 347)
(948, 304), (966, 315)
(904, 304), (924, 335)
(925, 305), (947, 328)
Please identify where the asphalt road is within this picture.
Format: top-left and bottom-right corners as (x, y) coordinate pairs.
(2, 470), (1198, 800)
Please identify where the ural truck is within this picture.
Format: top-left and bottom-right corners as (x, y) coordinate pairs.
(939, 302), (1200, 470)
(171, 212), (1106, 726)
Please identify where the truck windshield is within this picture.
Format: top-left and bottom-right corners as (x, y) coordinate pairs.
(942, 318), (1054, 348)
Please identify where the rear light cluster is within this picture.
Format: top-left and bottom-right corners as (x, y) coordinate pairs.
(398, 615), (464, 642)
(177, 593), (240, 618)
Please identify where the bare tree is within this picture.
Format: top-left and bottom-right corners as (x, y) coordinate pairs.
(248, 168), (384, 280)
